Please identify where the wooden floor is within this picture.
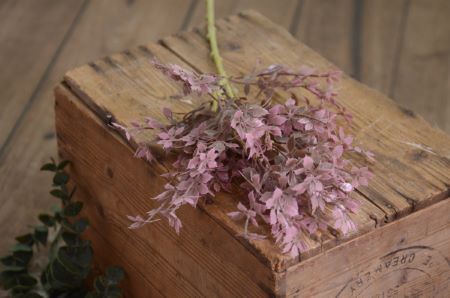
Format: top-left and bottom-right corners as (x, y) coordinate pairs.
(0, 0), (448, 257)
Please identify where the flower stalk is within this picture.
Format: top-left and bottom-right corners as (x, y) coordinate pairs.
(206, 0), (235, 111)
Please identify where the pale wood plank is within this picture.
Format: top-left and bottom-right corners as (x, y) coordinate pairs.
(0, 0), (85, 147)
(359, 0), (407, 96)
(64, 10), (450, 244)
(0, 0), (193, 257)
(189, 0), (299, 30)
(63, 11), (389, 267)
(159, 11), (450, 219)
(293, 0), (356, 76)
(392, 0), (450, 133)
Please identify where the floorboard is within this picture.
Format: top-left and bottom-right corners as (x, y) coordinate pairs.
(0, 0), (85, 149)
(391, 0), (450, 132)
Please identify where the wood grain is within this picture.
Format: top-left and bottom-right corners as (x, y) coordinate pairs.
(359, 0), (408, 95)
(54, 8), (450, 297)
(63, 9), (450, 232)
(63, 35), (386, 267)
(57, 81), (450, 296)
(391, 0), (450, 133)
(159, 11), (450, 219)
(283, 197), (450, 297)
(62, 9), (450, 269)
(0, 0), (193, 257)
(293, 0), (356, 76)
(0, 0), (85, 148)
(56, 84), (275, 297)
(189, 0), (299, 30)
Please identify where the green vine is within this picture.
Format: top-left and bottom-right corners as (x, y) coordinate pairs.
(0, 159), (124, 297)
(206, 0), (235, 112)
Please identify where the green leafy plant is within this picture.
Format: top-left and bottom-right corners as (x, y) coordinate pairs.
(0, 159), (125, 297)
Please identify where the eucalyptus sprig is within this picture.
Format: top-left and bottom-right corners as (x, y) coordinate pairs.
(0, 159), (125, 297)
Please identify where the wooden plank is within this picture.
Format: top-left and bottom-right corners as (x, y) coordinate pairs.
(57, 81), (450, 296)
(63, 39), (384, 263)
(293, 0), (356, 76)
(0, 0), (85, 148)
(64, 10), (450, 248)
(189, 0), (299, 30)
(0, 0), (193, 257)
(62, 10), (389, 268)
(55, 84), (275, 297)
(391, 0), (450, 133)
(159, 11), (450, 219)
(359, 0), (408, 96)
(56, 81), (450, 296)
(282, 197), (450, 297)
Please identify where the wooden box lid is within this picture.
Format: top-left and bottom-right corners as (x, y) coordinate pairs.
(61, 10), (450, 271)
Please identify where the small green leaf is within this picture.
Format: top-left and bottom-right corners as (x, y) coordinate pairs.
(63, 201), (83, 217)
(64, 244), (93, 269)
(47, 257), (84, 288)
(61, 232), (82, 246)
(1, 272), (37, 290)
(34, 226), (48, 246)
(73, 218), (89, 233)
(50, 189), (68, 200)
(2, 248), (33, 271)
(51, 204), (62, 214)
(53, 172), (69, 186)
(38, 214), (55, 227)
(15, 233), (34, 246)
(61, 218), (89, 234)
(57, 246), (92, 276)
(0, 256), (26, 271)
(105, 266), (125, 284)
(57, 160), (71, 170)
(12, 244), (32, 253)
(40, 163), (57, 172)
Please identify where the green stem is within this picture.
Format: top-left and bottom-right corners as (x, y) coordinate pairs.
(206, 0), (235, 112)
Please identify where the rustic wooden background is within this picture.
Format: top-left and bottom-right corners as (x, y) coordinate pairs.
(0, 0), (448, 257)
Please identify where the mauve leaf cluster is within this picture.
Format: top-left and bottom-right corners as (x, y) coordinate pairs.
(116, 61), (374, 258)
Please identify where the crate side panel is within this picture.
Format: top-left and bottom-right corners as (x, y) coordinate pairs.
(55, 85), (277, 297)
(283, 198), (450, 297)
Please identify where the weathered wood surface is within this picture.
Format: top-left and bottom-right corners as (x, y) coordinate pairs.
(56, 84), (276, 297)
(64, 9), (450, 233)
(56, 67), (450, 298)
(282, 197), (450, 297)
(55, 7), (450, 298)
(56, 75), (450, 298)
(0, 0), (84, 147)
(0, 0), (449, 268)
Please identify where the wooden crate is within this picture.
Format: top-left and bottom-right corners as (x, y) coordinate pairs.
(54, 11), (450, 297)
